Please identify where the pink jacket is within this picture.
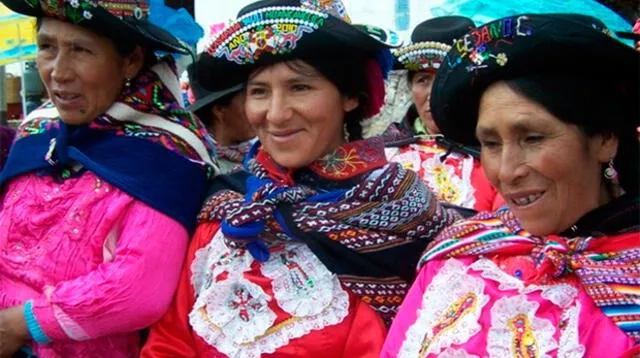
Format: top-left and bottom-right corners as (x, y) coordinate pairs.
(0, 172), (188, 357)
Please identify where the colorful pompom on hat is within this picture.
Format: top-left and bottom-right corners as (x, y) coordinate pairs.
(195, 0), (394, 118)
(430, 13), (639, 146)
(393, 16), (475, 72)
(1, 0), (189, 54)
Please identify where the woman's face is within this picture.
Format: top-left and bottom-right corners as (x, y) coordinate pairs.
(245, 60), (359, 169)
(476, 81), (617, 236)
(36, 18), (143, 125)
(410, 70), (440, 134)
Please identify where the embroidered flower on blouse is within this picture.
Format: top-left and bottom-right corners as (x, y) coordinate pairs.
(83, 10), (93, 20)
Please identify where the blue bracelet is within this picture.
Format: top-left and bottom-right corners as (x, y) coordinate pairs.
(23, 301), (52, 344)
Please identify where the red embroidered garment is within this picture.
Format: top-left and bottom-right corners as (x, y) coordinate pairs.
(385, 138), (503, 211)
(142, 138), (457, 357)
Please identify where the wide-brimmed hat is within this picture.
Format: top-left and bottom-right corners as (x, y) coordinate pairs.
(431, 13), (639, 146)
(195, 0), (392, 93)
(393, 16), (475, 72)
(186, 59), (243, 116)
(2, 0), (189, 54)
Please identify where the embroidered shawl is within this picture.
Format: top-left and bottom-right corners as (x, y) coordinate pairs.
(198, 137), (460, 324)
(0, 58), (216, 232)
(419, 197), (640, 342)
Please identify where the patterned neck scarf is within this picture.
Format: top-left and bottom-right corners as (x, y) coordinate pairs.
(420, 199), (640, 342)
(199, 137), (459, 324)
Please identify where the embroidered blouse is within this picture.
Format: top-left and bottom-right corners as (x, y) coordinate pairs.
(381, 198), (640, 357)
(0, 172), (188, 358)
(385, 137), (503, 212)
(141, 222), (387, 358)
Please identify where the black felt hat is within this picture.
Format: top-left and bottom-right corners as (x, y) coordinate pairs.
(195, 0), (392, 93)
(430, 13), (639, 146)
(186, 59), (243, 116)
(393, 16), (475, 71)
(2, 0), (189, 54)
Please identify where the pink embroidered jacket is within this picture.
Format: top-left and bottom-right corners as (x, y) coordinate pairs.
(0, 172), (188, 357)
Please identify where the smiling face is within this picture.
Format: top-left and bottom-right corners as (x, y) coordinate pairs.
(410, 70), (440, 134)
(36, 18), (144, 125)
(245, 60), (359, 169)
(476, 81), (618, 235)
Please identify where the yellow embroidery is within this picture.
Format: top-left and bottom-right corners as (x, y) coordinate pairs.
(419, 293), (478, 355)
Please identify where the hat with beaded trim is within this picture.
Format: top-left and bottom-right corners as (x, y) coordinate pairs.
(1, 0), (189, 54)
(393, 16), (475, 72)
(195, 0), (393, 99)
(430, 13), (639, 146)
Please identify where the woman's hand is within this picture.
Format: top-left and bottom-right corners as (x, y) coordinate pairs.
(0, 305), (30, 358)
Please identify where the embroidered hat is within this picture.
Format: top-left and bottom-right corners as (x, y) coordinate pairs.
(195, 0), (392, 94)
(393, 16), (475, 72)
(430, 13), (639, 146)
(186, 57), (243, 117)
(2, 0), (189, 54)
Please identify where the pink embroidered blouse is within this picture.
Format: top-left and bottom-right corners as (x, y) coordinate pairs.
(381, 256), (636, 357)
(0, 172), (188, 357)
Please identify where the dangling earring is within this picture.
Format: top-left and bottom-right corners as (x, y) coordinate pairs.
(604, 157), (625, 197)
(604, 158), (619, 182)
(124, 78), (132, 88)
(343, 122), (350, 142)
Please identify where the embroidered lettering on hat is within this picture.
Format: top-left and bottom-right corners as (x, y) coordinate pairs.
(205, 6), (328, 65)
(451, 15), (533, 72)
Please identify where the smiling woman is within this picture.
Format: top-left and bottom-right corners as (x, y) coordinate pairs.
(0, 0), (216, 357)
(382, 13), (640, 357)
(141, 1), (461, 357)
(245, 58), (360, 169)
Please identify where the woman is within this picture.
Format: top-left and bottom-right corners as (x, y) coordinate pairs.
(142, 0), (459, 357)
(382, 13), (639, 357)
(187, 58), (256, 175)
(384, 16), (502, 212)
(0, 0), (215, 357)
